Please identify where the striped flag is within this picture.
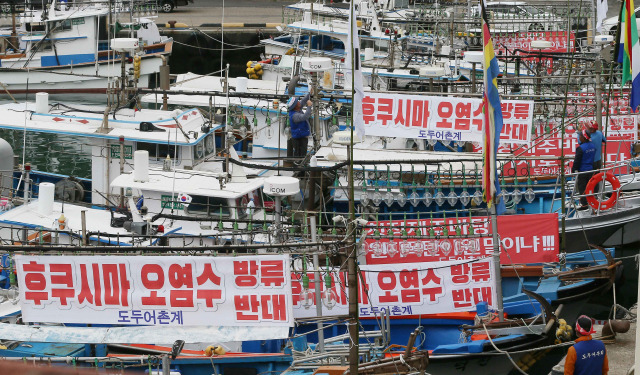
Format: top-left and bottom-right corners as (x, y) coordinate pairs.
(481, 1), (504, 208)
(616, 0), (640, 112)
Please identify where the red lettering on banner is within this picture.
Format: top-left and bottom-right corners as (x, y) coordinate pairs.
(472, 102), (484, 131)
(501, 102), (513, 120)
(471, 262), (491, 282)
(454, 102), (471, 130)
(411, 100), (429, 128)
(49, 264), (74, 305)
(260, 294), (287, 321)
(377, 271), (398, 303)
(141, 264), (166, 306)
(394, 99), (412, 126)
(398, 270), (420, 303)
(514, 103), (530, 119)
(23, 261), (48, 305)
(363, 96), (375, 124)
(452, 288), (473, 308)
(234, 260), (259, 288)
(102, 264), (130, 306)
(235, 295), (260, 321)
(421, 269), (444, 302)
(78, 264), (94, 305)
(450, 264), (471, 284)
(195, 263), (222, 308)
(260, 260), (286, 287)
(436, 101), (453, 128)
(168, 263), (194, 308)
(377, 98), (393, 125)
(169, 264), (193, 288)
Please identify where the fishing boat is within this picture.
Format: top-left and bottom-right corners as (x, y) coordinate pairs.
(0, 0), (172, 97)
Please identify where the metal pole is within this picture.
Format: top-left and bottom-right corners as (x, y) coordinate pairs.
(275, 196), (282, 244)
(347, 144), (359, 374)
(119, 137), (125, 208)
(81, 211), (87, 246)
(634, 254), (640, 371)
(310, 215), (324, 352)
(490, 204), (504, 322)
(23, 164), (30, 203)
(162, 354), (170, 375)
(594, 57), (603, 130)
(348, 2), (359, 372)
(471, 62), (476, 94)
(312, 72), (320, 151)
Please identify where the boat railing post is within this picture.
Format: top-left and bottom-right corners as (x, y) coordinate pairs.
(23, 163), (30, 203)
(310, 214), (324, 352)
(119, 136), (125, 208)
(81, 210), (87, 246)
(490, 204), (504, 322)
(162, 354), (170, 375)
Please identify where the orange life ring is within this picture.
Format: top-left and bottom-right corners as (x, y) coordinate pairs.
(585, 172), (620, 210)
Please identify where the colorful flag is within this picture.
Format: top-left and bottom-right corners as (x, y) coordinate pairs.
(346, 1), (365, 141)
(616, 0), (640, 112)
(481, 1), (504, 208)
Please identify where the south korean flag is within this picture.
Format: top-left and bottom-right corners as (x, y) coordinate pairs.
(177, 192), (192, 207)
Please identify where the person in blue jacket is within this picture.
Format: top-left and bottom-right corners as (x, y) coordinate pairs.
(564, 315), (608, 375)
(587, 122), (606, 171)
(572, 129), (596, 210)
(287, 91), (313, 159)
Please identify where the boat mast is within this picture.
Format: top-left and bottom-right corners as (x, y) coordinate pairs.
(347, 1), (359, 373)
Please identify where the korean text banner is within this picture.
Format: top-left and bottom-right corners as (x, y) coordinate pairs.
(293, 259), (497, 319)
(361, 92), (534, 144)
(364, 213), (559, 265)
(15, 255), (294, 327)
(495, 115), (637, 176)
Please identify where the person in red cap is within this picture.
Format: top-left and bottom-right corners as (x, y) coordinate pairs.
(564, 315), (608, 375)
(572, 130), (596, 210)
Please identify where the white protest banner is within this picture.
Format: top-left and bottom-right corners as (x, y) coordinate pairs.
(292, 258), (496, 319)
(15, 255), (294, 327)
(361, 92), (534, 144)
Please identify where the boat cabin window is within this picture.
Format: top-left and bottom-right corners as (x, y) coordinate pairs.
(26, 23), (46, 32)
(235, 189), (263, 219)
(137, 142), (178, 161)
(48, 19), (72, 32)
(186, 195), (231, 217)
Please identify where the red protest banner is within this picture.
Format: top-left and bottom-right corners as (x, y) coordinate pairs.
(497, 117), (636, 176)
(493, 31), (575, 54)
(364, 214), (558, 265)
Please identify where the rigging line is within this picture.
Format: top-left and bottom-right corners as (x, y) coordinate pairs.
(172, 39), (261, 51)
(192, 27), (267, 48)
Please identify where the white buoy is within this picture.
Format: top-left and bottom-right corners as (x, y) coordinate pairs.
(38, 182), (55, 216)
(364, 47), (374, 61)
(133, 150), (149, 182)
(35, 92), (49, 113)
(236, 77), (248, 93)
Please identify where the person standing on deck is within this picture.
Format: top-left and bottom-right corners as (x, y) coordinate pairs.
(572, 130), (596, 210)
(564, 315), (608, 375)
(587, 122), (607, 171)
(287, 90), (313, 160)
